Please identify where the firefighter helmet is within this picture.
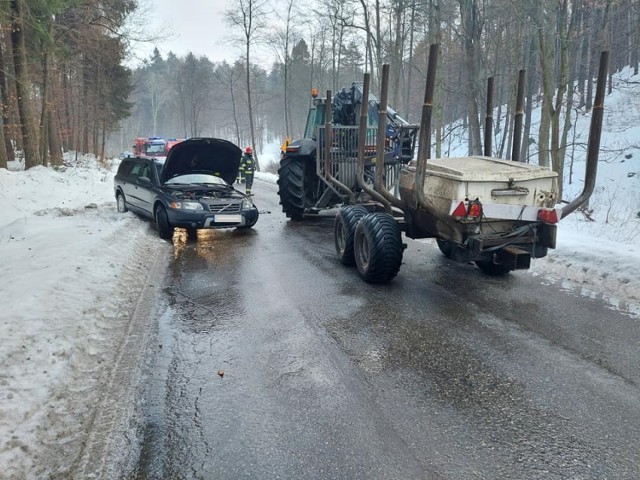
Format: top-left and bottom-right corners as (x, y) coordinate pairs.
(245, 146), (253, 154)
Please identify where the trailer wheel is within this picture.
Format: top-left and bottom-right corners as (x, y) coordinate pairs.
(354, 213), (403, 283)
(335, 206), (369, 266)
(475, 260), (513, 276)
(436, 238), (454, 259)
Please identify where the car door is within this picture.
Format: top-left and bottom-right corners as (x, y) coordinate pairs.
(127, 159), (154, 214)
(136, 160), (158, 215)
(117, 159), (138, 210)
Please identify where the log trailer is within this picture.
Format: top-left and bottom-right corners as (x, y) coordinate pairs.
(324, 45), (609, 283)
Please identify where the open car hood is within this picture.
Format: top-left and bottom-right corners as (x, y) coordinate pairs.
(160, 138), (242, 185)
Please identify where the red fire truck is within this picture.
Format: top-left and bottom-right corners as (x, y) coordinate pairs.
(132, 137), (185, 157)
(133, 137), (167, 157)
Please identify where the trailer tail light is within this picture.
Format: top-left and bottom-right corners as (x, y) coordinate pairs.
(468, 201), (482, 218)
(452, 200), (482, 219)
(537, 208), (559, 224)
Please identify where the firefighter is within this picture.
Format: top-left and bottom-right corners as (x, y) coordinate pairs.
(236, 161), (245, 184)
(241, 146), (255, 195)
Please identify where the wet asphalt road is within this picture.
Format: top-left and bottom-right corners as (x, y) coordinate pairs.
(135, 178), (640, 479)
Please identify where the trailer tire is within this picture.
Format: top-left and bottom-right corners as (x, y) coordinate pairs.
(475, 260), (513, 276)
(354, 213), (403, 283)
(335, 206), (369, 266)
(277, 154), (315, 221)
(436, 238), (454, 259)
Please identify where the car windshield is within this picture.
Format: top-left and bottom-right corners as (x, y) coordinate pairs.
(154, 161), (165, 178)
(146, 143), (165, 154)
(165, 173), (228, 186)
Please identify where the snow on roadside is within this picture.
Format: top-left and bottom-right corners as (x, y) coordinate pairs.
(531, 227), (640, 314)
(0, 158), (163, 477)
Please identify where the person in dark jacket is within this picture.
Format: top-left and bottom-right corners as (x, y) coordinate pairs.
(241, 146), (255, 195)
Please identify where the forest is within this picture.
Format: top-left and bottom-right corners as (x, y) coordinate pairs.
(2, 0), (639, 190)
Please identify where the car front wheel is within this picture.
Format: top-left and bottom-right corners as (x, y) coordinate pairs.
(155, 206), (174, 240)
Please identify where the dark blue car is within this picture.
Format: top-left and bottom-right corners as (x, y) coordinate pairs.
(114, 138), (259, 239)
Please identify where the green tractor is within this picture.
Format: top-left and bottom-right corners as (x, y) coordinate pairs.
(277, 83), (419, 221)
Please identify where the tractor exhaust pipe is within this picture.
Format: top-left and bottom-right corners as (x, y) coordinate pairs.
(561, 51), (609, 219)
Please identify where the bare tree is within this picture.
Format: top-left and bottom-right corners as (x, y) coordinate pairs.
(269, 0), (298, 138)
(10, 0), (40, 168)
(225, 0), (269, 170)
(458, 0), (484, 155)
(0, 26), (12, 168)
(215, 62), (244, 145)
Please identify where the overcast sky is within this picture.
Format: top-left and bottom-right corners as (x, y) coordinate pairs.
(128, 0), (269, 67)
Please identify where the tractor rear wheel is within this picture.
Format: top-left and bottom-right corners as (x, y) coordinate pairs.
(335, 206), (369, 266)
(277, 155), (317, 221)
(354, 213), (403, 283)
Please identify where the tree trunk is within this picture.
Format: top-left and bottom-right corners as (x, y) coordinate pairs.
(40, 43), (51, 166)
(459, 0), (483, 155)
(48, 107), (63, 166)
(634, 0), (640, 75)
(390, 0), (404, 109)
(536, 1), (555, 169)
(6, 38), (22, 154)
(82, 64), (90, 154)
(585, 8), (595, 110)
(61, 63), (72, 151)
(0, 30), (13, 165)
(520, 37), (536, 163)
(358, 0), (375, 80)
(10, 0), (41, 168)
(246, 44), (260, 171)
(404, 1), (416, 122)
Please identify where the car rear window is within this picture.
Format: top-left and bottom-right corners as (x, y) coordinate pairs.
(117, 160), (134, 177)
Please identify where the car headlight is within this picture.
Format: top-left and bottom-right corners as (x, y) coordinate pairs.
(242, 198), (254, 209)
(169, 201), (203, 210)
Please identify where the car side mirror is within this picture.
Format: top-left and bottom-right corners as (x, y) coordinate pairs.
(138, 176), (151, 186)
